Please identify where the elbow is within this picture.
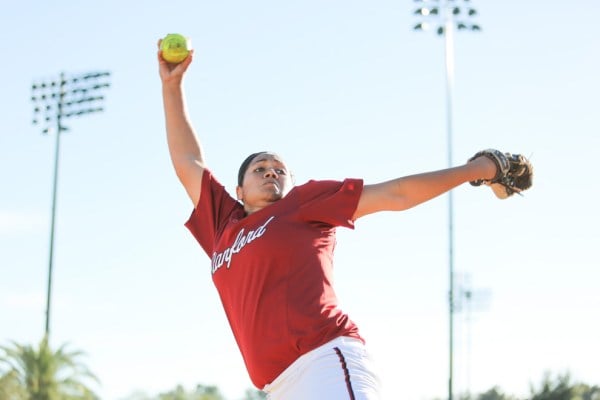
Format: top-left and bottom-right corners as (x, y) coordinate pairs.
(172, 158), (204, 185)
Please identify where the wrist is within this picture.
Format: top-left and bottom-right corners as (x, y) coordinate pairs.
(467, 149), (510, 184)
(475, 157), (497, 181)
(162, 81), (184, 95)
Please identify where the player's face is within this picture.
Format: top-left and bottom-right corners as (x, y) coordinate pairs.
(236, 153), (293, 212)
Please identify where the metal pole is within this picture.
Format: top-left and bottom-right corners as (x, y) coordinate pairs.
(32, 70), (110, 340)
(44, 73), (65, 338)
(412, 4), (480, 398)
(443, 10), (456, 400)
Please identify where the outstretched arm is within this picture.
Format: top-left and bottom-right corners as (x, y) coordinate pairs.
(158, 42), (205, 206)
(353, 156), (496, 219)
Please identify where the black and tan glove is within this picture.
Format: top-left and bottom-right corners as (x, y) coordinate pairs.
(468, 149), (533, 199)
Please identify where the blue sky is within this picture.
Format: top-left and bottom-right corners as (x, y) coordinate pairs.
(1, 1), (599, 399)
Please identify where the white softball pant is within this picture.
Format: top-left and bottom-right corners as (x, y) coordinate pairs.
(263, 336), (381, 400)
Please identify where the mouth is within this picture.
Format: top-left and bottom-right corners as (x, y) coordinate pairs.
(263, 180), (281, 192)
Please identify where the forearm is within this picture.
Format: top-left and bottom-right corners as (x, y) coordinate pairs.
(355, 157), (495, 218)
(162, 83), (205, 173)
(392, 160), (490, 209)
(156, 45), (204, 205)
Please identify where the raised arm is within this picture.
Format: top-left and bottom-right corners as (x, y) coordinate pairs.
(353, 156), (497, 219)
(158, 42), (205, 206)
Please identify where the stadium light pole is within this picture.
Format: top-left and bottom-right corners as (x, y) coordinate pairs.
(31, 71), (111, 340)
(412, 1), (480, 399)
(454, 272), (491, 398)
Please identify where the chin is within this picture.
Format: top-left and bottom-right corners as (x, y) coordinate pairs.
(268, 192), (284, 202)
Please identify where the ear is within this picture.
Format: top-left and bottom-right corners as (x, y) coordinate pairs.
(235, 185), (243, 201)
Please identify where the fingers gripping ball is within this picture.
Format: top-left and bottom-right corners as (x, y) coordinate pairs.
(468, 149), (533, 199)
(160, 33), (191, 64)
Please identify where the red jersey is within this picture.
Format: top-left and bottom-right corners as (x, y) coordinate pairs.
(185, 170), (365, 388)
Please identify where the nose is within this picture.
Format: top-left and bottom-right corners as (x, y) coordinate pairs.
(264, 168), (279, 178)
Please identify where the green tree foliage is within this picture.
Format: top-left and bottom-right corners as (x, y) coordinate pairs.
(121, 385), (266, 400)
(123, 384), (226, 400)
(0, 336), (99, 400)
(530, 372), (575, 400)
(529, 372), (600, 400)
(476, 386), (517, 400)
(242, 388), (267, 400)
(437, 372), (599, 400)
(0, 370), (27, 399)
(158, 384), (224, 400)
(476, 386), (518, 400)
(453, 386), (517, 400)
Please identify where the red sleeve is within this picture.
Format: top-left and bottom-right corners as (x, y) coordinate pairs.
(297, 178), (363, 229)
(184, 170), (244, 257)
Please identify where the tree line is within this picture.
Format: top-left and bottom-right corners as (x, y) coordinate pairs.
(1, 337), (597, 399)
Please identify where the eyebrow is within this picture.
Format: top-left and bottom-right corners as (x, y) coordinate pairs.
(251, 157), (285, 166)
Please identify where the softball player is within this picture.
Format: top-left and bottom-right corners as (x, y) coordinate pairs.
(158, 43), (503, 400)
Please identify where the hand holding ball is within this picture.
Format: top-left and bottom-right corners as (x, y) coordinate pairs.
(160, 33), (191, 64)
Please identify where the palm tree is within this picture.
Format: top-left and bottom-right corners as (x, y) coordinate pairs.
(0, 336), (99, 400)
(0, 369), (26, 399)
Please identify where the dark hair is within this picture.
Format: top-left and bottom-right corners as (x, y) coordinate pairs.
(237, 151), (268, 186)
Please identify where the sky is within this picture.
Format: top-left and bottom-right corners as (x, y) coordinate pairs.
(1, 1), (599, 399)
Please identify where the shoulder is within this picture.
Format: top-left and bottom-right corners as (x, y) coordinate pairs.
(295, 178), (363, 197)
